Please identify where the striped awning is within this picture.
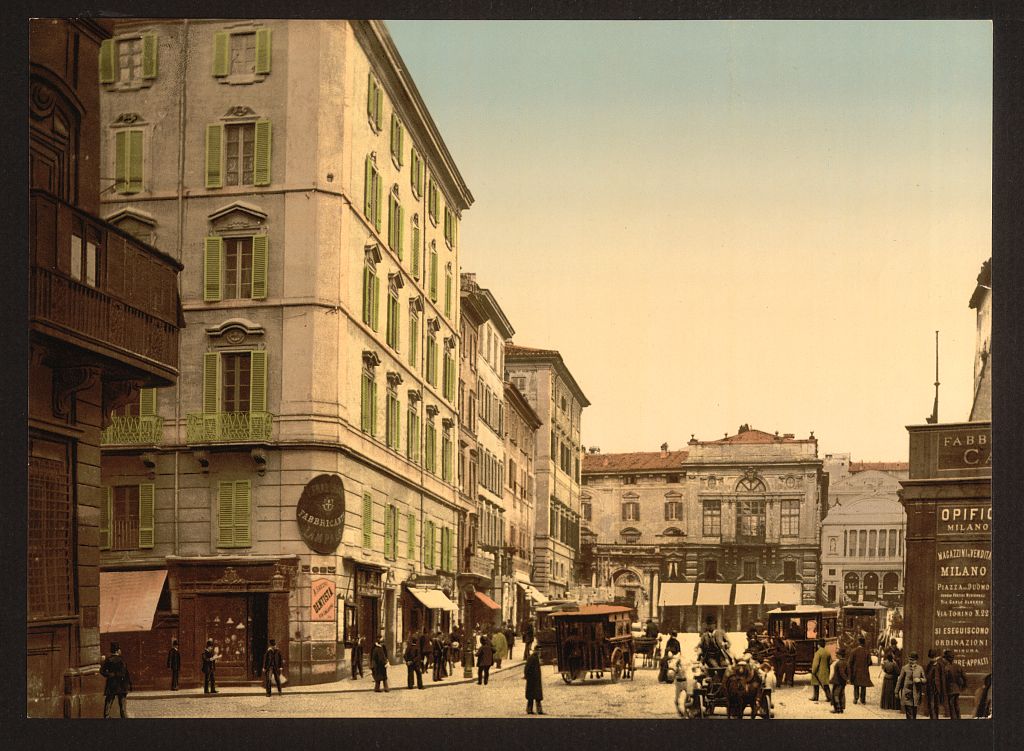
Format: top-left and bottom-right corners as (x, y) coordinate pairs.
(733, 582), (765, 605)
(658, 582), (696, 607)
(408, 588), (458, 612)
(694, 582), (733, 606)
(763, 582), (803, 605)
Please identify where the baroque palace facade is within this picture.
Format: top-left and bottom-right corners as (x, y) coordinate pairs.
(580, 427), (825, 632)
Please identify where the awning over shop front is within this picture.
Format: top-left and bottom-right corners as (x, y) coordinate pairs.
(474, 591), (500, 610)
(516, 580), (548, 605)
(694, 582), (733, 606)
(763, 582), (802, 605)
(99, 569), (167, 633)
(408, 587), (458, 611)
(658, 582), (696, 607)
(733, 582), (765, 605)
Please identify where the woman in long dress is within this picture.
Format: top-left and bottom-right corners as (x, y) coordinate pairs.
(880, 655), (901, 710)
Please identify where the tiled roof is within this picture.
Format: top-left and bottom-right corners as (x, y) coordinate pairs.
(702, 427), (813, 445)
(582, 450), (689, 473)
(849, 461), (909, 473)
(505, 344), (561, 359)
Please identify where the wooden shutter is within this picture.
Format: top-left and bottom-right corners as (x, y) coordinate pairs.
(375, 82), (383, 131)
(367, 74), (374, 120)
(251, 234), (268, 299)
(397, 204), (404, 260)
(384, 505), (394, 559)
(364, 156), (373, 220)
(370, 379), (378, 435)
(138, 482), (155, 548)
(139, 388), (157, 416)
(127, 130), (143, 193)
(218, 481), (234, 546)
(115, 130), (127, 192)
(234, 481), (251, 547)
(142, 33), (158, 79)
(254, 120), (272, 186)
(249, 350), (267, 413)
(100, 487), (112, 550)
(205, 124), (223, 188)
(255, 28), (272, 74)
(372, 275), (380, 331)
(204, 236), (223, 301)
(362, 493), (373, 548)
(203, 352), (220, 414)
(374, 169), (383, 233)
(213, 32), (230, 77)
(99, 39), (115, 83)
(407, 513), (415, 559)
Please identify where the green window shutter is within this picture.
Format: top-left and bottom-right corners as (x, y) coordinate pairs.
(255, 28), (272, 74)
(362, 266), (371, 325)
(249, 350), (267, 413)
(407, 513), (415, 559)
(204, 236), (223, 301)
(139, 388), (157, 416)
(372, 276), (380, 331)
(374, 170), (383, 233)
(254, 120), (272, 186)
(142, 33), (158, 79)
(115, 130), (127, 193)
(364, 156), (372, 221)
(218, 481), (234, 546)
(203, 351), (221, 414)
(213, 32), (230, 77)
(234, 481), (251, 547)
(375, 85), (383, 131)
(397, 204), (404, 261)
(360, 373), (369, 432)
(367, 73), (374, 120)
(370, 379), (378, 435)
(100, 487), (111, 550)
(384, 505), (394, 559)
(205, 124), (223, 188)
(99, 39), (116, 83)
(127, 130), (143, 193)
(138, 482), (155, 548)
(251, 234), (268, 299)
(362, 493), (373, 548)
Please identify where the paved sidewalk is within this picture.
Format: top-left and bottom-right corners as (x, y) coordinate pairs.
(132, 658), (527, 701)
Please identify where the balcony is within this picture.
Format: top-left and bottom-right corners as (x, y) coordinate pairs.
(30, 190), (182, 383)
(186, 411), (273, 444)
(101, 415), (164, 446)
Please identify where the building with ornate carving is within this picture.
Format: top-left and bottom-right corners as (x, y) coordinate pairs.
(581, 426), (824, 632)
(96, 20), (471, 688)
(819, 455), (908, 607)
(29, 19), (184, 716)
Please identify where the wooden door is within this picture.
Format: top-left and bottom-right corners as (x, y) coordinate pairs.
(198, 595), (249, 681)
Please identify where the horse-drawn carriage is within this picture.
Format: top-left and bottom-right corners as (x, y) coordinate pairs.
(840, 603), (889, 658)
(766, 606), (839, 673)
(533, 600), (579, 666)
(551, 604), (636, 684)
(675, 657), (774, 719)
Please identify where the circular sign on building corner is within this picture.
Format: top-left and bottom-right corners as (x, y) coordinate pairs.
(296, 474), (346, 554)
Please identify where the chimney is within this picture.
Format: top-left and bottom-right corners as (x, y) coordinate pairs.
(589, 446), (600, 454)
(660, 442), (669, 457)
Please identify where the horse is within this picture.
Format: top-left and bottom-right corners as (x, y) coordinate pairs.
(722, 659), (765, 719)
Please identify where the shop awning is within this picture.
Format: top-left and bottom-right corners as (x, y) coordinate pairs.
(763, 582), (803, 605)
(99, 569), (167, 633)
(658, 582), (696, 607)
(694, 582), (733, 606)
(733, 582), (765, 605)
(408, 588), (458, 612)
(474, 591), (500, 610)
(516, 581), (549, 605)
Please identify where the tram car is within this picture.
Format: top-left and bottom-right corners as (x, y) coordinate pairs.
(766, 606), (840, 673)
(551, 604), (636, 684)
(840, 603), (889, 657)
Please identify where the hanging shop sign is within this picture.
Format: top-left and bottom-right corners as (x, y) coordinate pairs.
(311, 578), (336, 622)
(296, 474), (346, 554)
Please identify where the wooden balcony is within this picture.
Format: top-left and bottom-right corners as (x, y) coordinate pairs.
(101, 415), (164, 446)
(186, 411), (274, 444)
(30, 190), (182, 384)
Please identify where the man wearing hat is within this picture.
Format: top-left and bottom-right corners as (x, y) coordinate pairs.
(262, 638), (284, 696)
(829, 647), (850, 713)
(943, 649), (967, 719)
(166, 638), (180, 691)
(201, 638), (219, 694)
(100, 642), (132, 718)
(895, 651), (927, 719)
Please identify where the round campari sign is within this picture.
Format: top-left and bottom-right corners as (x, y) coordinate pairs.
(296, 474), (345, 554)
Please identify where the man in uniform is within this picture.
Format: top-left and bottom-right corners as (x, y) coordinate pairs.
(261, 638), (284, 696)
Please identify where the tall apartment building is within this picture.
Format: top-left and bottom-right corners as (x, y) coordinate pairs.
(28, 19), (183, 715)
(97, 20), (471, 688)
(505, 345), (589, 597)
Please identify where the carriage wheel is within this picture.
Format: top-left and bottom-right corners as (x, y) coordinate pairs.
(759, 693), (773, 719)
(561, 671), (574, 684)
(610, 648), (624, 683)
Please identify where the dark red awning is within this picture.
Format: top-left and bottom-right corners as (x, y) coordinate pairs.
(474, 591), (500, 610)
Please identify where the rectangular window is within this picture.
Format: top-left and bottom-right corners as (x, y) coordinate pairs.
(386, 290), (400, 351)
(443, 353), (455, 402)
(388, 194), (404, 260)
(408, 311), (419, 367)
(444, 268), (452, 318)
(426, 335), (437, 386)
(410, 148), (424, 197)
(410, 222), (421, 278)
(364, 155), (383, 232)
(783, 560), (798, 580)
(444, 206), (458, 249)
(203, 235), (267, 301)
(425, 422), (436, 474)
(367, 73), (383, 131)
(781, 500), (800, 537)
(702, 500), (721, 537)
(385, 389), (400, 450)
(664, 501), (682, 521)
(878, 529), (888, 558)
(736, 498), (766, 540)
(868, 529), (877, 557)
(621, 501), (639, 521)
(225, 123), (255, 186)
(703, 559), (718, 580)
(742, 560), (757, 579)
(109, 484), (156, 551)
(427, 179), (439, 224)
(223, 236), (253, 299)
(424, 520), (435, 569)
(406, 405), (419, 464)
(384, 504), (398, 560)
(217, 480), (251, 548)
(407, 512), (416, 559)
(222, 352), (252, 413)
(442, 433), (452, 482)
(118, 37), (143, 81)
(362, 262), (380, 330)
(859, 530), (868, 557)
(362, 493), (373, 548)
(582, 501), (591, 521)
(390, 114), (404, 167)
(69, 232), (99, 288)
(229, 31), (256, 75)
(360, 369), (377, 436)
(888, 529), (898, 557)
(114, 129), (144, 194)
(429, 247), (438, 302)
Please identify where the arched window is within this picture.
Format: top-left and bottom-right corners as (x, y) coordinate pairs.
(882, 572), (899, 593)
(662, 527), (684, 537)
(844, 572), (860, 600)
(863, 572), (880, 601)
(619, 527), (641, 544)
(736, 469), (767, 493)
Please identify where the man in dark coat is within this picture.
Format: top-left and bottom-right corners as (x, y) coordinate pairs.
(476, 635), (495, 685)
(166, 638), (180, 691)
(100, 642), (132, 718)
(644, 619), (660, 638)
(524, 646), (544, 714)
(924, 648), (945, 719)
(943, 649), (967, 719)
(370, 634), (390, 692)
(523, 620), (535, 660)
(404, 635), (424, 689)
(658, 631), (682, 683)
(830, 647), (851, 714)
(350, 635), (364, 680)
(504, 622), (516, 658)
(201, 639), (218, 694)
(262, 638), (284, 696)
(848, 637), (874, 704)
(432, 631), (446, 681)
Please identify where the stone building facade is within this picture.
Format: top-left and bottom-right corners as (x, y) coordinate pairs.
(504, 381), (543, 627)
(505, 345), (589, 597)
(581, 426), (824, 632)
(97, 20), (472, 688)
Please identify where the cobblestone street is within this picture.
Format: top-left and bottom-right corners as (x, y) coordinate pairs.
(128, 662), (901, 720)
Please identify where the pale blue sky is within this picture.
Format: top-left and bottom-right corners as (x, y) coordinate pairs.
(388, 20), (992, 460)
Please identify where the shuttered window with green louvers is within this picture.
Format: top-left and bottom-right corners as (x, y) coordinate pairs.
(206, 121), (271, 188)
(390, 115), (404, 167)
(362, 493), (374, 548)
(364, 155), (383, 232)
(214, 29), (271, 78)
(388, 193), (404, 260)
(367, 73), (383, 131)
(361, 369), (377, 436)
(407, 513), (416, 559)
(100, 34), (158, 84)
(114, 129), (144, 194)
(217, 480), (252, 548)
(204, 234), (268, 301)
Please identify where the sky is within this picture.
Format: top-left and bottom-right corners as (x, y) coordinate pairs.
(388, 20), (992, 461)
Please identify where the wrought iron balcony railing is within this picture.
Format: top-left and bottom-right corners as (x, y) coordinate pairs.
(101, 415), (164, 446)
(186, 411), (273, 444)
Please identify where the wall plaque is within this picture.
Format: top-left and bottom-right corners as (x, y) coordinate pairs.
(933, 542), (991, 672)
(296, 474), (345, 554)
(936, 427), (991, 473)
(311, 578), (336, 622)
(936, 501), (992, 537)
